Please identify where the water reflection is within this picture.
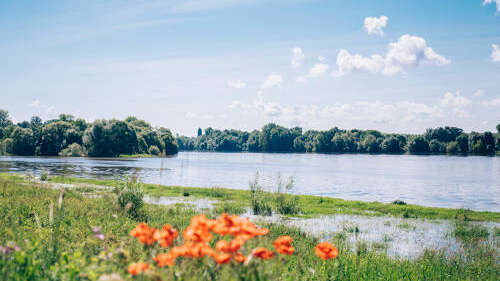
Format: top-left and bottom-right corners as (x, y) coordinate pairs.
(1, 153), (499, 212)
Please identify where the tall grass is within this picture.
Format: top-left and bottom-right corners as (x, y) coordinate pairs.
(116, 176), (145, 219)
(0, 177), (499, 280)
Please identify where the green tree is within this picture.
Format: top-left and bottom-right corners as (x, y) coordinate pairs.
(40, 121), (80, 156)
(381, 137), (403, 154)
(408, 136), (430, 154)
(11, 127), (36, 155)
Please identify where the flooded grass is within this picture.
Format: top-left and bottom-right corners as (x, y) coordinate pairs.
(8, 173), (497, 222)
(0, 175), (499, 280)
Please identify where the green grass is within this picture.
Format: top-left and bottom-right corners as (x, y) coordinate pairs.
(0, 176), (499, 280)
(5, 173), (495, 222)
(118, 154), (158, 158)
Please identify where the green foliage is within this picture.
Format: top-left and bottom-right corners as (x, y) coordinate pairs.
(58, 143), (86, 157)
(148, 145), (161, 156)
(274, 175), (301, 215)
(249, 173), (272, 216)
(116, 177), (144, 218)
(10, 127), (36, 155)
(453, 222), (490, 244)
(408, 136), (430, 154)
(0, 110), (178, 157)
(1, 176), (499, 281)
(178, 123), (499, 156)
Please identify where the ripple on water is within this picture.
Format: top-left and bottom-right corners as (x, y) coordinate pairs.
(242, 213), (499, 259)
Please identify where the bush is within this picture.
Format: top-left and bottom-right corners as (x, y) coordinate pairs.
(274, 175), (300, 215)
(249, 173), (272, 216)
(148, 145), (161, 156)
(58, 143), (86, 157)
(117, 178), (144, 218)
(446, 142), (458, 154)
(40, 172), (48, 181)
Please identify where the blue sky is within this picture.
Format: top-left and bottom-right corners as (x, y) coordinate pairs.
(1, 0), (499, 136)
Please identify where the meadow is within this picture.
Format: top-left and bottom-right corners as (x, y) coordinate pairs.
(0, 173), (499, 280)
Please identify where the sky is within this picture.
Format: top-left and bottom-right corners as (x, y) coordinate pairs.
(1, 0), (500, 136)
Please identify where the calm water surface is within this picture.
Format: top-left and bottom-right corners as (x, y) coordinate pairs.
(0, 152), (498, 212)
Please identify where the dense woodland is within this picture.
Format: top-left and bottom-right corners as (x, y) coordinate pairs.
(1, 109), (499, 157)
(0, 109), (178, 157)
(177, 123), (500, 156)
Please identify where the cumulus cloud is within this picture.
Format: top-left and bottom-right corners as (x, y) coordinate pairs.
(439, 92), (471, 108)
(296, 63), (329, 82)
(261, 74), (283, 89)
(291, 47), (305, 68)
(491, 44), (500, 62)
(364, 16), (388, 36)
(483, 0), (500, 13)
(335, 34), (450, 76)
(29, 99), (41, 107)
(481, 97), (500, 107)
(227, 80), (246, 89)
(473, 89), (485, 97)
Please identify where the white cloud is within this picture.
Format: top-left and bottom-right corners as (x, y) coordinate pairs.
(291, 47), (305, 68)
(491, 44), (500, 62)
(439, 91), (471, 108)
(335, 34), (450, 76)
(473, 89), (485, 97)
(29, 99), (41, 107)
(483, 0), (500, 13)
(296, 63), (330, 82)
(318, 56), (326, 62)
(364, 16), (388, 36)
(481, 97), (500, 107)
(261, 74), (283, 89)
(227, 80), (246, 89)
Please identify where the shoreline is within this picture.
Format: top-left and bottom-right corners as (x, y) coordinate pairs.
(2, 173), (498, 222)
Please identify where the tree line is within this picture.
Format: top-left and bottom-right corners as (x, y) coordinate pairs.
(177, 123), (500, 156)
(0, 109), (178, 157)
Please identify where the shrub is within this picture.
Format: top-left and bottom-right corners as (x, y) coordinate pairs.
(58, 143), (86, 157)
(249, 173), (272, 216)
(117, 177), (144, 218)
(148, 145), (161, 156)
(40, 172), (48, 181)
(274, 175), (300, 215)
(392, 200), (407, 205)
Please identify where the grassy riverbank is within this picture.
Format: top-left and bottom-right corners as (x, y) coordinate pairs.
(5, 173), (494, 222)
(1, 174), (499, 280)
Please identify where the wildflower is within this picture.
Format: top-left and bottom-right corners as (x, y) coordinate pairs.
(183, 215), (214, 243)
(252, 247), (274, 260)
(216, 237), (244, 253)
(213, 252), (232, 264)
(234, 252), (247, 263)
(273, 235), (294, 255)
(153, 224), (178, 247)
(127, 262), (149, 276)
(92, 226), (101, 233)
(315, 242), (338, 260)
(95, 234), (105, 240)
(154, 253), (175, 267)
(130, 222), (156, 245)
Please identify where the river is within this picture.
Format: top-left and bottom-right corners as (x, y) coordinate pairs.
(1, 152), (498, 212)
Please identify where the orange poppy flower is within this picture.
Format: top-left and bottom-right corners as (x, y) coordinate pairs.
(273, 235), (295, 255)
(153, 224), (178, 247)
(315, 242), (338, 260)
(234, 252), (247, 263)
(130, 222), (157, 245)
(127, 262), (149, 275)
(252, 247), (274, 260)
(154, 253), (175, 267)
(213, 252), (232, 264)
